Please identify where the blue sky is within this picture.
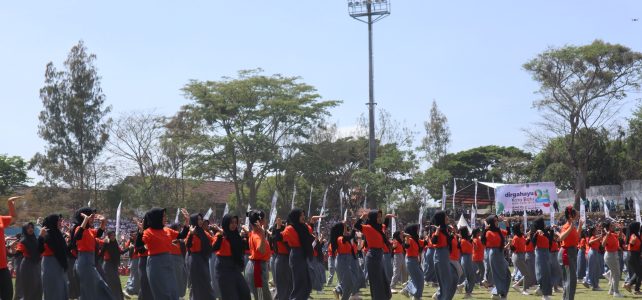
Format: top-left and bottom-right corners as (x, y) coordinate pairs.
(1, 0), (641, 172)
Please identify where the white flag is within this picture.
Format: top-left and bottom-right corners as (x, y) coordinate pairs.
(87, 200), (91, 208)
(458, 214), (470, 232)
(344, 209), (348, 222)
(579, 200), (586, 223)
(244, 204), (251, 227)
(635, 197), (642, 223)
(339, 188), (344, 218)
(174, 207), (180, 224)
(363, 184), (369, 209)
(452, 178), (457, 210)
(291, 183), (297, 210)
(317, 188), (328, 236)
(523, 209), (528, 234)
(269, 191), (279, 227)
(115, 201), (122, 238)
(471, 205), (477, 229)
(223, 203), (229, 216)
(474, 180), (478, 208)
(418, 199), (426, 235)
(308, 186), (313, 218)
(441, 185), (446, 210)
(391, 211), (397, 233)
(204, 207), (213, 221)
(603, 197), (611, 220)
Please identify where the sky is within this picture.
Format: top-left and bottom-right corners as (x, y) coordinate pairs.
(1, 0), (641, 176)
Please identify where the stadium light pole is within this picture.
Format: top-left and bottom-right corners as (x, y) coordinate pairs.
(347, 0), (390, 173)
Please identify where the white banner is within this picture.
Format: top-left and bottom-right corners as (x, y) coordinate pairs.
(391, 210), (397, 233)
(474, 180), (478, 208)
(174, 207), (180, 224)
(471, 205), (477, 229)
(523, 209), (528, 234)
(223, 203), (229, 216)
(495, 182), (557, 215)
(244, 204), (251, 227)
(308, 186), (313, 218)
(115, 201), (122, 238)
(204, 207), (213, 221)
(363, 184), (368, 209)
(269, 191), (279, 227)
(317, 188), (328, 236)
(603, 197), (612, 220)
(635, 196), (642, 223)
(339, 188), (344, 218)
(343, 209), (348, 222)
(291, 183), (297, 210)
(452, 179), (457, 210)
(441, 185), (446, 210)
(418, 199), (426, 235)
(580, 199), (586, 223)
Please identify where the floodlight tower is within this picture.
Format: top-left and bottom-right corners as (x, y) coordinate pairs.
(347, 0), (390, 173)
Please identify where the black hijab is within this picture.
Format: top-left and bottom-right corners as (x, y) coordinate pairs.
(42, 214), (68, 270)
(627, 222), (641, 245)
(329, 222), (345, 256)
(287, 208), (314, 258)
(146, 208), (166, 230)
(221, 214), (244, 268)
(20, 223), (40, 262)
(404, 224), (423, 252)
(187, 213), (212, 258)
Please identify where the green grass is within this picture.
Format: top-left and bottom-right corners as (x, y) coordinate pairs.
(118, 273), (642, 300)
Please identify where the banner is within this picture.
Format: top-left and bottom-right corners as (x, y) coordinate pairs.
(339, 187), (344, 218)
(223, 203), (229, 216)
(204, 207), (213, 221)
(452, 179), (457, 210)
(391, 210), (397, 233)
(291, 183), (297, 210)
(244, 204), (251, 227)
(269, 191), (278, 227)
(418, 199), (425, 235)
(115, 201), (122, 238)
(471, 205), (476, 229)
(363, 184), (369, 209)
(174, 207), (180, 224)
(308, 186), (313, 218)
(441, 185), (446, 210)
(474, 180), (478, 208)
(344, 209), (348, 222)
(317, 188), (328, 236)
(635, 196), (642, 223)
(603, 197), (611, 220)
(579, 199), (586, 223)
(495, 182), (557, 215)
(523, 209), (528, 234)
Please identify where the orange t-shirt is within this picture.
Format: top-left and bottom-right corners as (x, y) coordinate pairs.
(213, 234), (232, 257)
(485, 230), (506, 248)
(579, 237), (587, 250)
(512, 236), (526, 253)
(41, 243), (54, 257)
(360, 224), (386, 249)
(275, 240), (288, 255)
(0, 216), (11, 268)
(560, 223), (579, 248)
(75, 227), (99, 252)
(472, 238), (484, 262)
(166, 228), (182, 256)
(432, 231), (449, 248)
(460, 239), (473, 255)
(248, 231), (271, 261)
(392, 239), (404, 254)
(281, 225), (313, 248)
(186, 231), (214, 253)
(449, 237), (460, 261)
(405, 238), (420, 258)
(604, 232), (619, 252)
(336, 237), (353, 255)
(630, 235), (641, 252)
(551, 241), (560, 252)
(142, 228), (173, 256)
(535, 234), (549, 249)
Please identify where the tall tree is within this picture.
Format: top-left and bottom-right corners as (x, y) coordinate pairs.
(524, 40), (642, 208)
(31, 40), (111, 202)
(179, 69), (340, 213)
(0, 155), (28, 195)
(420, 100), (451, 165)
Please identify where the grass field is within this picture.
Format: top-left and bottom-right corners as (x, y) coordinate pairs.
(117, 274), (642, 300)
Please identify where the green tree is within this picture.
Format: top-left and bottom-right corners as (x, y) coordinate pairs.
(31, 40), (111, 202)
(179, 69), (340, 214)
(524, 40), (642, 208)
(0, 155), (29, 195)
(419, 100), (450, 165)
